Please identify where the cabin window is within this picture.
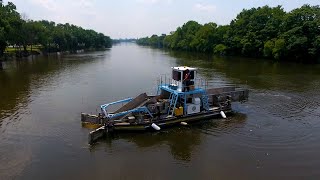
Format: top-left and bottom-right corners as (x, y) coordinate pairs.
(183, 70), (195, 79)
(172, 70), (181, 81)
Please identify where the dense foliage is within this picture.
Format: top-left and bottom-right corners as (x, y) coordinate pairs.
(0, 1), (112, 56)
(137, 5), (320, 62)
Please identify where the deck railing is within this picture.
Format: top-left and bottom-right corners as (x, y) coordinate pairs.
(157, 74), (210, 90)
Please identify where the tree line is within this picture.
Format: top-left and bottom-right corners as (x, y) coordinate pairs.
(0, 1), (112, 57)
(137, 5), (320, 62)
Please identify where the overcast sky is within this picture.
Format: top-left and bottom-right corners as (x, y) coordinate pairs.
(7, 0), (320, 39)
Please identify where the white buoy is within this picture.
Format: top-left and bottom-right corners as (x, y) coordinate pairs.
(181, 122), (188, 126)
(220, 111), (227, 119)
(151, 123), (161, 131)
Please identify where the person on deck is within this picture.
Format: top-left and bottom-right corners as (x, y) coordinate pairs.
(183, 69), (191, 92)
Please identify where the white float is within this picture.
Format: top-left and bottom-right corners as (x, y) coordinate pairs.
(151, 123), (161, 130)
(181, 122), (188, 126)
(220, 111), (227, 119)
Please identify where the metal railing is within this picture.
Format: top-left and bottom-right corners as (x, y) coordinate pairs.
(156, 74), (210, 90)
(157, 74), (178, 86)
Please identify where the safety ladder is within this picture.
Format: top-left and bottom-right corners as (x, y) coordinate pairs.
(201, 94), (209, 111)
(168, 92), (179, 116)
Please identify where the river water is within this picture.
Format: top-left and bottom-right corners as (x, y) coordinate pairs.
(1, 43), (320, 179)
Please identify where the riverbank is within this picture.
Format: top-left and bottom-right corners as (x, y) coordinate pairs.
(137, 5), (320, 63)
(1, 46), (111, 61)
(0, 1), (112, 61)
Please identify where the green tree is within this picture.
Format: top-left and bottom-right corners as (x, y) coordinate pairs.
(263, 40), (274, 58)
(137, 4), (320, 62)
(273, 38), (286, 60)
(190, 22), (217, 52)
(0, 1), (112, 57)
(281, 5), (320, 61)
(229, 6), (285, 56)
(0, 1), (22, 55)
(214, 44), (227, 55)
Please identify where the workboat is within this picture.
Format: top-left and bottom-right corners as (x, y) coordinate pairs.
(81, 66), (249, 144)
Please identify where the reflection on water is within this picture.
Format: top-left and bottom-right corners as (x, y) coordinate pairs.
(90, 113), (247, 162)
(0, 52), (109, 120)
(1, 43), (320, 179)
(0, 51), (111, 179)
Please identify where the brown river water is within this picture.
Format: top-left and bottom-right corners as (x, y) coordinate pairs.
(0, 43), (320, 179)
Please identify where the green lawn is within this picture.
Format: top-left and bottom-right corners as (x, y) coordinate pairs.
(5, 45), (43, 53)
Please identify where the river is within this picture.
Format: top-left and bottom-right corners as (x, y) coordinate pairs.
(1, 43), (320, 179)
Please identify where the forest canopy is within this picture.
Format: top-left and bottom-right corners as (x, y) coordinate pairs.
(137, 5), (320, 62)
(0, 1), (112, 57)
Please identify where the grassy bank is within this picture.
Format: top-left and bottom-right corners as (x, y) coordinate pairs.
(5, 45), (42, 53)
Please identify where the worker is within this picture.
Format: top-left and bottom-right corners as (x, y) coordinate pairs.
(183, 69), (191, 91)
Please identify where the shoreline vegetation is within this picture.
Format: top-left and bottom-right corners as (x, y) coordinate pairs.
(0, 1), (112, 60)
(137, 5), (320, 63)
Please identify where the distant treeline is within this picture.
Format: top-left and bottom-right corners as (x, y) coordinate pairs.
(113, 38), (137, 44)
(0, 1), (112, 57)
(137, 5), (320, 62)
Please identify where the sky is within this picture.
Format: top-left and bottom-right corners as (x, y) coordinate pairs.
(6, 0), (320, 39)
